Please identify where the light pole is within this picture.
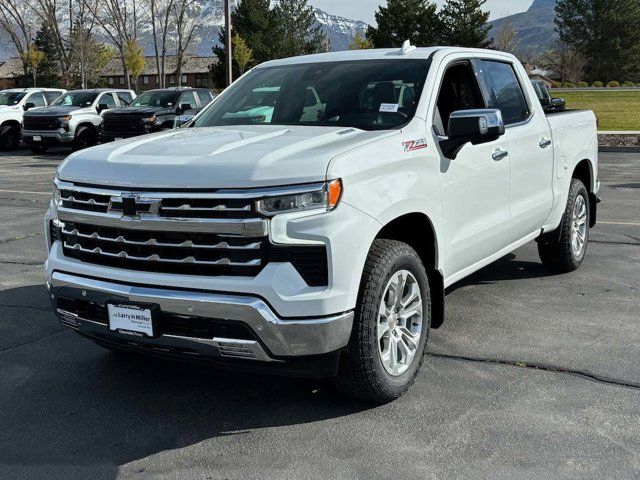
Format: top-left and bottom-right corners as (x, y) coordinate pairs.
(225, 0), (232, 87)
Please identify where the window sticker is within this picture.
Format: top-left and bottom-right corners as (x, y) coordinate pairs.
(379, 103), (399, 113)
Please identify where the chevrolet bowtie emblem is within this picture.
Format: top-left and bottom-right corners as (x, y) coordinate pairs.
(109, 193), (161, 218)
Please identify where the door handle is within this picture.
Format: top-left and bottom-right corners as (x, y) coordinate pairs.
(539, 138), (552, 149)
(492, 149), (508, 161)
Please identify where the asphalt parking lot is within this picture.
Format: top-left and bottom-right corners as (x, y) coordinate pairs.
(1, 149), (639, 479)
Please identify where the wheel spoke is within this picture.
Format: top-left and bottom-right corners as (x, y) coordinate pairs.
(401, 282), (419, 308)
(377, 321), (390, 341)
(397, 337), (415, 366)
(389, 337), (399, 375)
(400, 299), (422, 319)
(394, 271), (407, 309)
(399, 326), (420, 349)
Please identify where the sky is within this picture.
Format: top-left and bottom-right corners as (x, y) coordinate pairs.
(310, 0), (534, 25)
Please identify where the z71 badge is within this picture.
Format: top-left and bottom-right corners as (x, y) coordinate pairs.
(403, 138), (428, 152)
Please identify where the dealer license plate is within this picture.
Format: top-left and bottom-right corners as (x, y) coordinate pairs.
(33, 135), (41, 142)
(108, 303), (154, 337)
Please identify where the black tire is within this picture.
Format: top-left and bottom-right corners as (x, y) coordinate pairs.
(333, 239), (431, 404)
(537, 178), (590, 273)
(73, 126), (97, 151)
(29, 145), (48, 154)
(0, 125), (20, 150)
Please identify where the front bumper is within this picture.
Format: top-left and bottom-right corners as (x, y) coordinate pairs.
(23, 129), (74, 145)
(48, 271), (353, 368)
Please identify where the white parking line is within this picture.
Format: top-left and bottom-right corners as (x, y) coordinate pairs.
(599, 221), (640, 226)
(0, 189), (50, 195)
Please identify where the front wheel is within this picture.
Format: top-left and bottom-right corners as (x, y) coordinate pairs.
(0, 125), (20, 150)
(73, 126), (97, 151)
(29, 145), (48, 154)
(334, 239), (431, 403)
(538, 178), (590, 273)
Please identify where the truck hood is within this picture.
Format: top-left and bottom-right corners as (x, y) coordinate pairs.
(24, 106), (89, 117)
(57, 125), (398, 189)
(106, 106), (176, 116)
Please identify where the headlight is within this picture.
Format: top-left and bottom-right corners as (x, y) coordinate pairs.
(51, 180), (61, 219)
(60, 115), (72, 122)
(256, 179), (342, 217)
(142, 115), (157, 124)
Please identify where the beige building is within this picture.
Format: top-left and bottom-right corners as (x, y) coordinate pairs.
(0, 58), (22, 89)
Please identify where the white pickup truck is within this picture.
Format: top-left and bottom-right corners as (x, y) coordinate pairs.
(44, 45), (599, 403)
(0, 88), (66, 149)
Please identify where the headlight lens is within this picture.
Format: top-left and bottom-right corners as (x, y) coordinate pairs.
(143, 115), (157, 124)
(256, 179), (342, 217)
(60, 115), (72, 122)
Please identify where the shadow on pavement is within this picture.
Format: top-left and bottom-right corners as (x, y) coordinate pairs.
(0, 284), (373, 479)
(446, 253), (554, 294)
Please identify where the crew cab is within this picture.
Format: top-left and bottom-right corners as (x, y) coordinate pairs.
(0, 88), (66, 149)
(44, 45), (599, 403)
(22, 88), (135, 152)
(101, 87), (215, 142)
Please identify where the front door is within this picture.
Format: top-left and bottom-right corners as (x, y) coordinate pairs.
(432, 58), (512, 280)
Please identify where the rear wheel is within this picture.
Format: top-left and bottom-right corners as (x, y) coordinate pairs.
(538, 178), (590, 273)
(73, 126), (97, 151)
(334, 239), (431, 403)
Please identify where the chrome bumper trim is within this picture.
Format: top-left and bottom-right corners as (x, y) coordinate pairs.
(50, 271), (354, 357)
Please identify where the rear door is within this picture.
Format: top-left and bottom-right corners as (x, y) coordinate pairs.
(432, 56), (512, 278)
(477, 60), (554, 241)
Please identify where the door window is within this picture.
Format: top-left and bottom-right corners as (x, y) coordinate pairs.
(480, 60), (530, 125)
(179, 91), (197, 109)
(26, 92), (46, 107)
(116, 92), (133, 105)
(434, 62), (485, 135)
(98, 93), (116, 109)
(43, 91), (63, 104)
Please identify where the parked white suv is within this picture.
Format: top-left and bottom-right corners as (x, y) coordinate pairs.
(22, 88), (135, 152)
(44, 46), (599, 403)
(0, 88), (66, 149)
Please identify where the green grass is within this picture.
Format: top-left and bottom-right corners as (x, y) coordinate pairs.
(553, 90), (640, 131)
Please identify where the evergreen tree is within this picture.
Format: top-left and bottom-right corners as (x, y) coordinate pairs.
(33, 24), (61, 88)
(211, 0), (281, 88)
(556, 0), (640, 82)
(273, 0), (326, 58)
(367, 0), (443, 49)
(440, 0), (492, 48)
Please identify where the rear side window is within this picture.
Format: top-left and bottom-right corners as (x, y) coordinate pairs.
(480, 60), (529, 125)
(179, 91), (197, 109)
(99, 93), (117, 109)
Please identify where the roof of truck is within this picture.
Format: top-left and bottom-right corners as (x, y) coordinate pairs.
(259, 46), (516, 68)
(1, 87), (65, 92)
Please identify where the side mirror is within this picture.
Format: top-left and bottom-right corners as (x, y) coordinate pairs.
(551, 98), (566, 110)
(539, 97), (551, 106)
(97, 103), (109, 113)
(23, 102), (35, 111)
(179, 103), (192, 113)
(439, 109), (505, 160)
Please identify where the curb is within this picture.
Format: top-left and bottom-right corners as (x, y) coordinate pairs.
(599, 146), (640, 153)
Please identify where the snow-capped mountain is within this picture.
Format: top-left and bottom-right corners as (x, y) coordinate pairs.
(313, 8), (369, 51)
(0, 3), (368, 61)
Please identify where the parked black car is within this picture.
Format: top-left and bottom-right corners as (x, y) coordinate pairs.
(532, 80), (566, 113)
(101, 88), (215, 142)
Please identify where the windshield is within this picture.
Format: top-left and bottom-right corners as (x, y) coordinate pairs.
(51, 92), (98, 107)
(131, 91), (180, 108)
(194, 60), (430, 131)
(0, 92), (26, 106)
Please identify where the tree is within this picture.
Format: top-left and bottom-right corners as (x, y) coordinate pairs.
(349, 33), (374, 50)
(22, 47), (45, 87)
(537, 43), (586, 84)
(211, 0), (282, 87)
(70, 27), (115, 88)
(494, 20), (518, 54)
(144, 0), (174, 89)
(123, 39), (145, 91)
(274, 0), (326, 58)
(171, 0), (208, 88)
(367, 0), (442, 48)
(555, 0), (640, 82)
(33, 24), (61, 87)
(0, 0), (35, 77)
(233, 34), (254, 75)
(440, 0), (491, 48)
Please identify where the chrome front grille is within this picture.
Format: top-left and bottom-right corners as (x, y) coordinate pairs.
(53, 179), (329, 285)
